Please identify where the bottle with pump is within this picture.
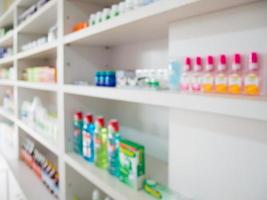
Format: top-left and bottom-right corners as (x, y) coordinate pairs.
(215, 54), (228, 93)
(94, 117), (108, 169)
(73, 112), (83, 155)
(181, 57), (192, 92)
(82, 113), (95, 162)
(244, 52), (261, 96)
(191, 56), (203, 92)
(228, 53), (243, 95)
(108, 119), (120, 177)
(202, 55), (215, 93)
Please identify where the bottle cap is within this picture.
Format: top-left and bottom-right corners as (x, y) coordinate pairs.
(220, 54), (227, 65)
(74, 112), (83, 120)
(184, 57), (192, 71)
(84, 113), (93, 124)
(234, 53), (241, 64)
(96, 116), (105, 127)
(250, 52), (258, 63)
(109, 119), (119, 132)
(194, 56), (202, 72)
(206, 55), (214, 71)
(196, 56), (202, 65)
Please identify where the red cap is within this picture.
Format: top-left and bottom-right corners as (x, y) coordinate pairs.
(250, 52), (258, 63)
(207, 55), (214, 65)
(234, 53), (241, 64)
(185, 57), (191, 66)
(74, 112), (83, 120)
(96, 116), (105, 127)
(84, 113), (93, 124)
(109, 119), (119, 132)
(196, 56), (202, 66)
(220, 54), (226, 65)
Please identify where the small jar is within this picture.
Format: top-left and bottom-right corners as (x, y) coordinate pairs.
(110, 4), (119, 18)
(105, 71), (116, 87)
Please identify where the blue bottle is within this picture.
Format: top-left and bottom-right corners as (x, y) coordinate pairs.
(82, 113), (95, 162)
(105, 71), (116, 87)
(73, 112), (83, 155)
(168, 60), (182, 91)
(108, 119), (120, 177)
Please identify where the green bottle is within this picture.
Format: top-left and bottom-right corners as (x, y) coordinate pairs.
(94, 116), (108, 169)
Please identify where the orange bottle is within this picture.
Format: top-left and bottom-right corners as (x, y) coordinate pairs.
(244, 52), (260, 96)
(215, 54), (228, 93)
(202, 55), (215, 93)
(228, 53), (242, 95)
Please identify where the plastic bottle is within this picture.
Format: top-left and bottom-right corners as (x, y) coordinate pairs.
(202, 55), (215, 93)
(215, 54), (228, 93)
(191, 56), (203, 92)
(110, 4), (119, 18)
(168, 60), (181, 90)
(181, 57), (192, 92)
(94, 117), (108, 169)
(228, 53), (242, 95)
(73, 112), (83, 155)
(244, 52), (260, 96)
(105, 71), (116, 87)
(82, 113), (95, 162)
(108, 119), (120, 177)
(92, 189), (101, 200)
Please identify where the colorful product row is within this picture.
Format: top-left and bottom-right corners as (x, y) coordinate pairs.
(180, 52), (263, 96)
(22, 66), (57, 83)
(20, 138), (59, 198)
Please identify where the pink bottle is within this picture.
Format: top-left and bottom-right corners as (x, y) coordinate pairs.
(202, 55), (215, 93)
(181, 57), (192, 92)
(191, 56), (203, 92)
(215, 54), (228, 93)
(228, 53), (243, 95)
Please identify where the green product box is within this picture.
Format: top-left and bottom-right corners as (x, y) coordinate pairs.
(119, 138), (145, 190)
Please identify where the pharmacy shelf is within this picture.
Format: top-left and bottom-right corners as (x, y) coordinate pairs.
(64, 84), (267, 121)
(17, 81), (58, 91)
(17, 41), (57, 59)
(0, 5), (14, 28)
(1, 150), (57, 200)
(0, 108), (16, 122)
(17, 0), (57, 34)
(65, 153), (155, 200)
(0, 30), (13, 47)
(0, 79), (15, 86)
(17, 120), (59, 156)
(0, 56), (14, 65)
(64, 0), (258, 46)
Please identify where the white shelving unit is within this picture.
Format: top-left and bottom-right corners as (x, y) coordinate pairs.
(0, 0), (267, 200)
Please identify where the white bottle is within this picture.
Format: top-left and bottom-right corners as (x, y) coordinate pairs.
(92, 189), (101, 200)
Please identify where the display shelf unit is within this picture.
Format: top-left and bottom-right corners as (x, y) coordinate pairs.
(0, 0), (267, 200)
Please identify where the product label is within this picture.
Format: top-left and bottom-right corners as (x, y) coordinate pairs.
(191, 74), (202, 91)
(244, 73), (259, 86)
(229, 74), (242, 86)
(203, 74), (214, 84)
(215, 74), (227, 85)
(83, 132), (92, 157)
(244, 73), (260, 95)
(181, 73), (190, 91)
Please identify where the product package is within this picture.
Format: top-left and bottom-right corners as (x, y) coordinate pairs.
(119, 138), (145, 190)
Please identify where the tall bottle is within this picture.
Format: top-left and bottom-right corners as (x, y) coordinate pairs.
(228, 53), (242, 95)
(82, 113), (95, 162)
(191, 56), (203, 92)
(108, 119), (120, 177)
(181, 57), (192, 92)
(244, 52), (261, 96)
(202, 55), (215, 93)
(215, 54), (228, 94)
(94, 116), (108, 169)
(73, 112), (83, 155)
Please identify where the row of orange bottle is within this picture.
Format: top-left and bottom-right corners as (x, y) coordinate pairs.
(180, 52), (263, 96)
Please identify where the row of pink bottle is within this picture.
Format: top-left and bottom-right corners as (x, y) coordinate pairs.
(180, 52), (263, 96)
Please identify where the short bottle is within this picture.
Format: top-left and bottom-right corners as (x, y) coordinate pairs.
(108, 119), (120, 177)
(202, 55), (215, 93)
(191, 56), (203, 92)
(82, 113), (95, 162)
(228, 53), (243, 95)
(215, 54), (228, 94)
(244, 52), (261, 96)
(181, 57), (192, 92)
(73, 112), (83, 155)
(94, 117), (108, 169)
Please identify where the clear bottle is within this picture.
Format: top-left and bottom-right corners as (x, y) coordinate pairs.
(94, 117), (108, 169)
(82, 113), (95, 162)
(202, 55), (215, 93)
(228, 53), (243, 95)
(244, 52), (261, 96)
(191, 56), (203, 92)
(181, 57), (192, 92)
(108, 119), (120, 177)
(215, 54), (228, 94)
